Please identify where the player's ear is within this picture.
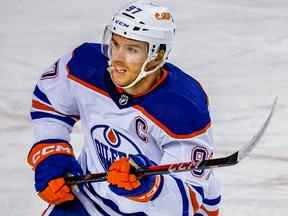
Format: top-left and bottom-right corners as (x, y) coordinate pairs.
(155, 49), (165, 61)
(145, 45), (166, 71)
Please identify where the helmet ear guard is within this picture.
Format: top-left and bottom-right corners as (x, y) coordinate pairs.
(102, 1), (176, 89)
(144, 44), (166, 72)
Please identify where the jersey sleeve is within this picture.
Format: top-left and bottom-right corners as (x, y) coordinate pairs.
(157, 130), (221, 216)
(145, 107), (221, 215)
(30, 52), (80, 143)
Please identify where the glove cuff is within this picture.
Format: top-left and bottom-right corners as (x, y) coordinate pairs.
(27, 139), (74, 170)
(128, 175), (162, 202)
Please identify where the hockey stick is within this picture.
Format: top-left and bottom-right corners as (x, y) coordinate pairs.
(65, 98), (277, 185)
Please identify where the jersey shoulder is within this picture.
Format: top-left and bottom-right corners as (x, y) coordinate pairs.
(164, 62), (209, 108)
(67, 43), (108, 90)
(141, 63), (210, 137)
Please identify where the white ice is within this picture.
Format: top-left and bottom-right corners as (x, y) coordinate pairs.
(0, 0), (287, 215)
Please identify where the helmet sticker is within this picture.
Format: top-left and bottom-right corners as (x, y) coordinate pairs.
(155, 12), (171, 20)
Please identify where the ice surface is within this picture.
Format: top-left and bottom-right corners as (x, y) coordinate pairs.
(0, 0), (287, 215)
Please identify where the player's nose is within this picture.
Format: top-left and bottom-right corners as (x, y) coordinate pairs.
(112, 47), (126, 62)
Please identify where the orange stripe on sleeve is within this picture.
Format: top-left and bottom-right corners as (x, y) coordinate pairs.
(32, 99), (80, 120)
(32, 100), (56, 112)
(189, 187), (201, 213)
(27, 142), (74, 170)
(201, 205), (219, 216)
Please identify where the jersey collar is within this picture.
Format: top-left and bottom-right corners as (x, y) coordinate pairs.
(105, 68), (168, 109)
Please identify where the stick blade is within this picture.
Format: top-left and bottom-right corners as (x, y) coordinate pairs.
(237, 97), (277, 162)
(198, 97), (277, 170)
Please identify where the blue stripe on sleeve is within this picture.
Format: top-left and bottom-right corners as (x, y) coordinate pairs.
(31, 111), (76, 127)
(192, 185), (221, 206)
(203, 196), (221, 206)
(173, 177), (189, 216)
(33, 85), (51, 104)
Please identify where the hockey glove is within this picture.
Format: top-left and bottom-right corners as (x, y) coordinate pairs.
(107, 154), (162, 202)
(27, 140), (83, 205)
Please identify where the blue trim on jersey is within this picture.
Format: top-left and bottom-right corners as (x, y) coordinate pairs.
(31, 112), (76, 127)
(173, 177), (189, 216)
(192, 185), (221, 206)
(86, 183), (147, 216)
(203, 196), (221, 206)
(33, 85), (51, 105)
(194, 214), (204, 216)
(192, 185), (205, 201)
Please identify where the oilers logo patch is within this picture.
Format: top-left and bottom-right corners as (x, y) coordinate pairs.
(90, 125), (142, 170)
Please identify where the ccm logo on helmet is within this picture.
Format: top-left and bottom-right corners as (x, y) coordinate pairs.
(155, 12), (171, 20)
(115, 19), (129, 28)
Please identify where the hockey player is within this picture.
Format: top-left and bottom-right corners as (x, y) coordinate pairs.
(27, 1), (221, 215)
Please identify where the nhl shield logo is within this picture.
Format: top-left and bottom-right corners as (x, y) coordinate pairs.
(119, 94), (129, 106)
(90, 125), (142, 170)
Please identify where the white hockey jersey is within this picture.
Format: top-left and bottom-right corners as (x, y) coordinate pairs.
(30, 43), (221, 216)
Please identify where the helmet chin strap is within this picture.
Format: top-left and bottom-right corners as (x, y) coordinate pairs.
(108, 54), (166, 90)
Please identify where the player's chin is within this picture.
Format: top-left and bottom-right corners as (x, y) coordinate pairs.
(111, 75), (130, 87)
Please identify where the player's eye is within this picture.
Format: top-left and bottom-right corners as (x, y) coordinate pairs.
(111, 40), (119, 49)
(126, 46), (139, 54)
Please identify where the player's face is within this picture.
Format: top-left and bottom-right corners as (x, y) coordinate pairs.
(110, 34), (148, 87)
